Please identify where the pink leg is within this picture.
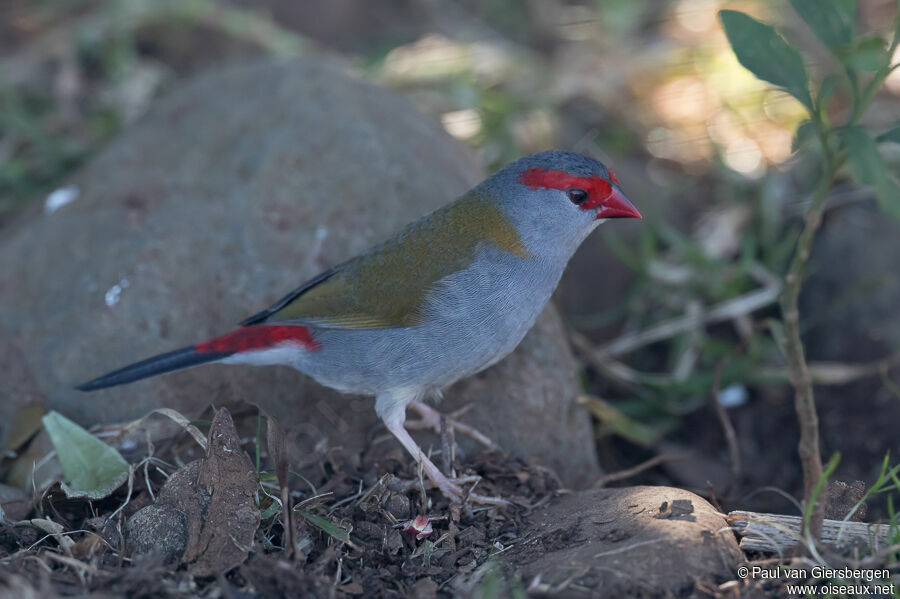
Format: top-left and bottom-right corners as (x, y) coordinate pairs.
(377, 391), (507, 506)
(406, 401), (499, 450)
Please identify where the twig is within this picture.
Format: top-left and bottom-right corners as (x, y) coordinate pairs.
(728, 510), (892, 553)
(281, 484), (294, 561)
(105, 466), (136, 525)
(802, 352), (900, 385)
(593, 453), (687, 487)
(779, 162), (840, 540)
(589, 284), (780, 358)
(568, 336), (671, 387)
(440, 414), (452, 477)
(880, 363), (900, 400)
(672, 300), (703, 380)
(712, 362), (742, 482)
(574, 330), (900, 389)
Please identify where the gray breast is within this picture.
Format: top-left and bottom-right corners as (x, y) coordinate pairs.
(299, 245), (564, 395)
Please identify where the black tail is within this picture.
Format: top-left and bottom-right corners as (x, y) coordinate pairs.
(75, 346), (229, 391)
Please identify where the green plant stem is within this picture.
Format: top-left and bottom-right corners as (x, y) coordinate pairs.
(780, 153), (841, 540)
(849, 62), (899, 126)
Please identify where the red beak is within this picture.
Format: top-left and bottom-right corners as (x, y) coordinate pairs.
(597, 186), (641, 220)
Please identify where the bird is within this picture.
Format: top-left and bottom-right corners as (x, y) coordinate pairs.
(77, 150), (641, 504)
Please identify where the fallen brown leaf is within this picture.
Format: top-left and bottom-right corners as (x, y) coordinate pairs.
(125, 407), (260, 576)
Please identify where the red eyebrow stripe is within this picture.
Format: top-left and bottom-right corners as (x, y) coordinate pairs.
(609, 170), (618, 184)
(518, 168), (613, 210)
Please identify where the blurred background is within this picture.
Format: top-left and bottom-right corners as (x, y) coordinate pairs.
(2, 0), (899, 518)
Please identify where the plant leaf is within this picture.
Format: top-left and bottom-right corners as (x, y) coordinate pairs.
(298, 510), (350, 544)
(265, 414), (287, 488)
(843, 35), (889, 72)
(792, 120), (818, 152)
(875, 178), (900, 221)
(789, 0), (855, 50)
(719, 10), (813, 111)
(42, 411), (129, 499)
(843, 126), (882, 185)
(842, 126), (900, 220)
(877, 123), (900, 144)
(260, 501), (281, 520)
(816, 75), (842, 112)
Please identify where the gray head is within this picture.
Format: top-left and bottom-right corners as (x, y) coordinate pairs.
(479, 150), (641, 257)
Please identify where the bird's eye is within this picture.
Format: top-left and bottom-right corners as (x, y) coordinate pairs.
(567, 188), (588, 205)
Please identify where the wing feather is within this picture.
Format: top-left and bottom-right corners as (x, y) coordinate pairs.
(240, 192), (529, 330)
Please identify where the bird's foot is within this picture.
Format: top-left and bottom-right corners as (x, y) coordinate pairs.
(427, 469), (510, 507)
(406, 401), (499, 450)
(381, 397), (508, 506)
(384, 414), (507, 506)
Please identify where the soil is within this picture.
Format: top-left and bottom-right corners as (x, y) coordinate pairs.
(0, 405), (557, 598)
(0, 404), (744, 599)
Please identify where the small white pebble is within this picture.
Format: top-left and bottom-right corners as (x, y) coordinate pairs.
(104, 278), (130, 307)
(104, 285), (122, 307)
(717, 384), (748, 408)
(44, 185), (79, 215)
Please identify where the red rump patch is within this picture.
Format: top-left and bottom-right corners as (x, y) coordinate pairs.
(195, 325), (320, 354)
(518, 168), (613, 211)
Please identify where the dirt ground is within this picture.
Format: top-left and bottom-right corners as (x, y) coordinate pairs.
(0, 399), (886, 599)
(0, 404), (568, 598)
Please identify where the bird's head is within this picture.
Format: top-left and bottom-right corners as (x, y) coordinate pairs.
(479, 150), (641, 256)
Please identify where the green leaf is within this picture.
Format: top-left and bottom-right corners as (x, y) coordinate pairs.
(298, 510), (350, 544)
(792, 119), (818, 152)
(259, 501), (280, 520)
(422, 539), (435, 567)
(843, 35), (889, 72)
(719, 10), (813, 111)
(896, 0), (900, 51)
(842, 126), (900, 220)
(816, 75), (841, 112)
(843, 126), (882, 185)
(42, 411), (129, 499)
(876, 178), (900, 221)
(877, 123), (900, 144)
(789, 0), (855, 50)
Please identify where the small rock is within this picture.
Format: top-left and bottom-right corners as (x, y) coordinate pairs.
(125, 504), (188, 566)
(825, 480), (867, 521)
(655, 498), (695, 520)
(385, 528), (404, 555)
(384, 492), (411, 520)
(411, 577), (439, 599)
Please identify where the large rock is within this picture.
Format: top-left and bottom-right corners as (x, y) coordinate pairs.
(798, 201), (900, 511)
(505, 486), (742, 597)
(802, 201), (900, 362)
(0, 58), (599, 487)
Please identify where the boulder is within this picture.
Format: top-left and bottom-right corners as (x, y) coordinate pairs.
(802, 202), (900, 362)
(506, 486), (742, 597)
(0, 58), (599, 487)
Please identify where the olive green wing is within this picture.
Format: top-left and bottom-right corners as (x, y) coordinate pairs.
(241, 193), (529, 330)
